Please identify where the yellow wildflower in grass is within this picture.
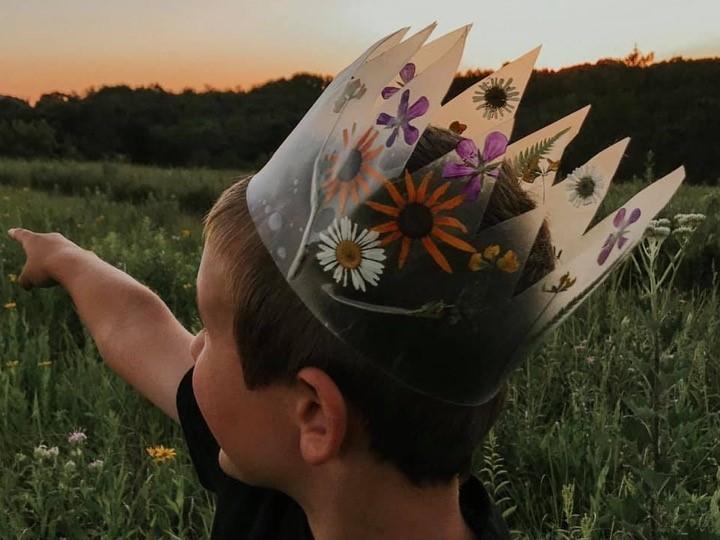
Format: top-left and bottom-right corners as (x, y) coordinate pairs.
(38, 361), (52, 368)
(4, 301), (17, 310)
(8, 274), (17, 283)
(182, 282), (193, 290)
(5, 360), (19, 368)
(146, 445), (177, 462)
(180, 229), (192, 238)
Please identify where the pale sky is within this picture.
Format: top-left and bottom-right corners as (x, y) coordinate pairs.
(1, 0), (718, 103)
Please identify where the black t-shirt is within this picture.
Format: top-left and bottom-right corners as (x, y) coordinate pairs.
(176, 366), (511, 539)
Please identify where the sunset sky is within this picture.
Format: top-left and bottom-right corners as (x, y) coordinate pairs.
(2, 0), (718, 103)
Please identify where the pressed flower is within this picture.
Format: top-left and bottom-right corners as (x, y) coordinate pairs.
(333, 78), (367, 113)
(146, 445), (177, 462)
(449, 121), (467, 135)
(472, 77), (520, 120)
(542, 272), (577, 294)
(4, 301), (16, 309)
(597, 207), (641, 265)
(496, 250), (520, 273)
(367, 170), (475, 273)
(322, 125), (386, 215)
(468, 244), (518, 273)
(381, 63), (416, 99)
(442, 132), (508, 201)
(376, 89), (429, 147)
(317, 216), (386, 292)
(565, 165), (604, 207)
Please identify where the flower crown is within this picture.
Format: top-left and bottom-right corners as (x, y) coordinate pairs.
(246, 24), (685, 405)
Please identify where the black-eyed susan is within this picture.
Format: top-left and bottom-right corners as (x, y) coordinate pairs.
(322, 125), (386, 215)
(367, 170), (475, 273)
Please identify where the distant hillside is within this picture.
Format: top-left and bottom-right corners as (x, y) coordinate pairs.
(1, 56), (718, 184)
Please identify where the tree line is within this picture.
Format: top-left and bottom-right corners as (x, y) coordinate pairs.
(1, 53), (718, 184)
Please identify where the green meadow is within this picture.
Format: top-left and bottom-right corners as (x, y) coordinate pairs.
(0, 157), (719, 539)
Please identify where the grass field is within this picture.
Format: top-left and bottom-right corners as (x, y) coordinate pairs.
(0, 157), (719, 539)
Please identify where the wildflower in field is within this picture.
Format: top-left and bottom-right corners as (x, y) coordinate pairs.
(5, 360), (19, 368)
(88, 459), (104, 470)
(182, 282), (193, 290)
(4, 301), (16, 310)
(146, 445), (177, 462)
(67, 429), (87, 445)
(64, 460), (76, 472)
(34, 444), (59, 460)
(38, 360), (52, 368)
(8, 273), (17, 283)
(181, 229), (192, 238)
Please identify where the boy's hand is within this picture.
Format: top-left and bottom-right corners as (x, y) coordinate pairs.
(7, 228), (83, 290)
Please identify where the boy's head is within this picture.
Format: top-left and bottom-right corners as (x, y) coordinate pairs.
(190, 126), (555, 492)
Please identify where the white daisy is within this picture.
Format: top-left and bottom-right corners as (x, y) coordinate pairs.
(565, 165), (604, 207)
(316, 216), (386, 292)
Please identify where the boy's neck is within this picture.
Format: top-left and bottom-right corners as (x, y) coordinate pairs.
(288, 455), (477, 540)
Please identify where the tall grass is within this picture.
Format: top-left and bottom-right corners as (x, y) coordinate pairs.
(1, 160), (719, 538)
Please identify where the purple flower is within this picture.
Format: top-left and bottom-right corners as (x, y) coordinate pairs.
(597, 207), (642, 265)
(376, 89), (429, 147)
(381, 63), (415, 99)
(442, 131), (508, 201)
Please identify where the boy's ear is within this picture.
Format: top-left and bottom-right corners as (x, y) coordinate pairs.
(293, 367), (348, 465)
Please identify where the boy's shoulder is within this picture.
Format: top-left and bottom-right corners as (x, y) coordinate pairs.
(175, 366), (510, 540)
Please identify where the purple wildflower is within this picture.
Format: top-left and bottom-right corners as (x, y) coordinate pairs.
(376, 89), (429, 147)
(597, 207), (642, 265)
(441, 131), (508, 201)
(381, 63), (415, 99)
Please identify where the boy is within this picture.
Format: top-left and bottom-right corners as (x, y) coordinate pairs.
(9, 23), (684, 540)
(8, 125), (524, 539)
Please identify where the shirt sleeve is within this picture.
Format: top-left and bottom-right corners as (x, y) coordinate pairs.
(175, 365), (223, 492)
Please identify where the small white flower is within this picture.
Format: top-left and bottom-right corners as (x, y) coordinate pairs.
(316, 216), (386, 292)
(34, 444), (59, 460)
(88, 459), (104, 470)
(564, 165), (604, 207)
(67, 430), (87, 445)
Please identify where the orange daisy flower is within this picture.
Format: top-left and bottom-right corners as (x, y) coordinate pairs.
(322, 125), (386, 215)
(366, 170), (476, 273)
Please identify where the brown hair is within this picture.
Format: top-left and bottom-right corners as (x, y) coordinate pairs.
(202, 126), (554, 487)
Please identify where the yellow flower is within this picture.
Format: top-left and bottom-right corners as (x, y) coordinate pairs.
(180, 229), (192, 238)
(4, 301), (16, 309)
(5, 360), (19, 368)
(8, 274), (17, 283)
(182, 283), (193, 290)
(146, 445), (177, 462)
(468, 252), (490, 272)
(38, 361), (52, 368)
(496, 250), (520, 273)
(482, 244), (501, 261)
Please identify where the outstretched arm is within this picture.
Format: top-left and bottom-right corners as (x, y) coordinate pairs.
(9, 228), (195, 423)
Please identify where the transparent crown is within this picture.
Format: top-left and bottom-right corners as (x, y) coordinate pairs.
(247, 24), (685, 405)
